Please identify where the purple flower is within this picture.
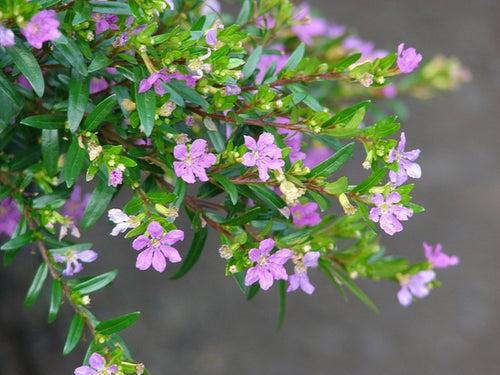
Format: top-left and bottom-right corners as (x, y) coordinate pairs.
(205, 28), (217, 47)
(53, 249), (98, 276)
(108, 168), (123, 187)
(424, 242), (459, 269)
(387, 132), (421, 187)
(225, 84), (241, 96)
(256, 44), (289, 83)
(369, 192), (413, 236)
(92, 13), (119, 35)
(16, 74), (33, 90)
(74, 352), (117, 375)
(244, 239), (292, 290)
(108, 209), (139, 236)
(173, 139), (216, 183)
(201, 0), (221, 15)
(287, 251), (320, 294)
(290, 202), (321, 227)
(382, 84), (397, 98)
(255, 14), (276, 29)
(342, 35), (387, 63)
(277, 121), (306, 163)
(132, 221), (184, 272)
(303, 146), (332, 169)
(242, 132), (284, 182)
(397, 270), (435, 307)
(61, 185), (91, 224)
(89, 77), (109, 94)
(138, 69), (197, 96)
(185, 115), (194, 126)
(21, 10), (61, 49)
(291, 5), (331, 45)
(397, 43), (422, 73)
(0, 198), (20, 237)
(0, 25), (15, 47)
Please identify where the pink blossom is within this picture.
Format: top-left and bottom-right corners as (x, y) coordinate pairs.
(424, 242), (459, 269)
(288, 251), (320, 294)
(387, 132), (421, 187)
(92, 13), (119, 35)
(241, 132), (284, 182)
(369, 192), (413, 236)
(21, 10), (61, 49)
(53, 249), (98, 276)
(397, 270), (435, 306)
(173, 139), (216, 183)
(277, 120), (306, 163)
(397, 43), (422, 73)
(0, 198), (20, 237)
(74, 352), (117, 375)
(138, 69), (198, 96)
(132, 221), (184, 272)
(290, 202), (321, 227)
(90, 77), (109, 94)
(108, 168), (123, 187)
(244, 239), (292, 290)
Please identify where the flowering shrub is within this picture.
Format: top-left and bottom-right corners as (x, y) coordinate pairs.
(0, 0), (470, 373)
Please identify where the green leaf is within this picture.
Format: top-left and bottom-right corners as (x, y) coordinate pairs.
(68, 73), (89, 132)
(212, 174), (238, 205)
(135, 72), (156, 136)
(63, 314), (84, 355)
(364, 116), (400, 139)
(88, 53), (112, 72)
(282, 43), (305, 72)
(7, 43), (45, 97)
(20, 114), (66, 129)
(0, 71), (24, 125)
(351, 168), (387, 194)
(171, 227), (208, 279)
(236, 0), (252, 24)
(48, 279), (63, 323)
(53, 34), (88, 77)
(90, 0), (132, 15)
(277, 280), (286, 330)
(322, 101), (370, 128)
(24, 263), (48, 308)
(242, 46), (262, 79)
(73, 270), (118, 294)
(1, 231), (34, 251)
(173, 178), (187, 209)
(247, 184), (286, 211)
(41, 129), (59, 176)
(207, 128), (225, 153)
(308, 142), (355, 178)
(324, 176), (348, 195)
(222, 206), (264, 226)
(168, 79), (208, 110)
(333, 53), (361, 71)
(82, 94), (116, 132)
(96, 312), (140, 335)
(81, 181), (115, 230)
(63, 137), (87, 187)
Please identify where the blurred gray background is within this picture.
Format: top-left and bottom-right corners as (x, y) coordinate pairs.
(2, 0), (500, 374)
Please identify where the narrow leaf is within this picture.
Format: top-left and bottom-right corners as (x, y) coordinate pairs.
(20, 114), (66, 129)
(171, 227), (208, 279)
(1, 231), (34, 251)
(212, 174), (238, 205)
(7, 44), (45, 97)
(81, 181), (115, 230)
(53, 34), (88, 76)
(48, 279), (62, 323)
(63, 314), (84, 355)
(68, 73), (89, 132)
(308, 142), (355, 178)
(96, 312), (140, 335)
(24, 263), (48, 307)
(277, 280), (286, 330)
(41, 129), (59, 176)
(63, 137), (87, 187)
(242, 46), (262, 79)
(73, 270), (118, 294)
(282, 43), (305, 72)
(135, 72), (156, 136)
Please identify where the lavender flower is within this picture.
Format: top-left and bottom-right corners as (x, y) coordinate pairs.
(173, 139), (216, 183)
(244, 238), (292, 290)
(108, 209), (139, 236)
(397, 270), (435, 306)
(21, 10), (61, 49)
(255, 14), (276, 29)
(59, 217), (81, 241)
(0, 198), (20, 237)
(424, 242), (459, 269)
(61, 185), (91, 224)
(89, 77), (109, 94)
(387, 132), (421, 187)
(16, 74), (33, 90)
(92, 13), (119, 35)
(53, 249), (98, 276)
(342, 35), (387, 63)
(397, 43), (422, 73)
(0, 25), (15, 47)
(74, 352), (117, 375)
(303, 146), (332, 169)
(369, 192), (413, 235)
(205, 28), (217, 47)
(256, 45), (289, 83)
(138, 69), (197, 96)
(241, 132), (284, 182)
(132, 221), (184, 272)
(277, 121), (306, 163)
(382, 84), (398, 98)
(108, 168), (123, 187)
(287, 251), (320, 294)
(290, 202), (321, 227)
(291, 4), (331, 45)
(225, 84), (241, 96)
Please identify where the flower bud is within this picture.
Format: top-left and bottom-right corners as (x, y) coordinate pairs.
(339, 193), (357, 216)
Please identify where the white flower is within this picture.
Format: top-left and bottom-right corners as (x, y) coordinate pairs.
(108, 209), (139, 236)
